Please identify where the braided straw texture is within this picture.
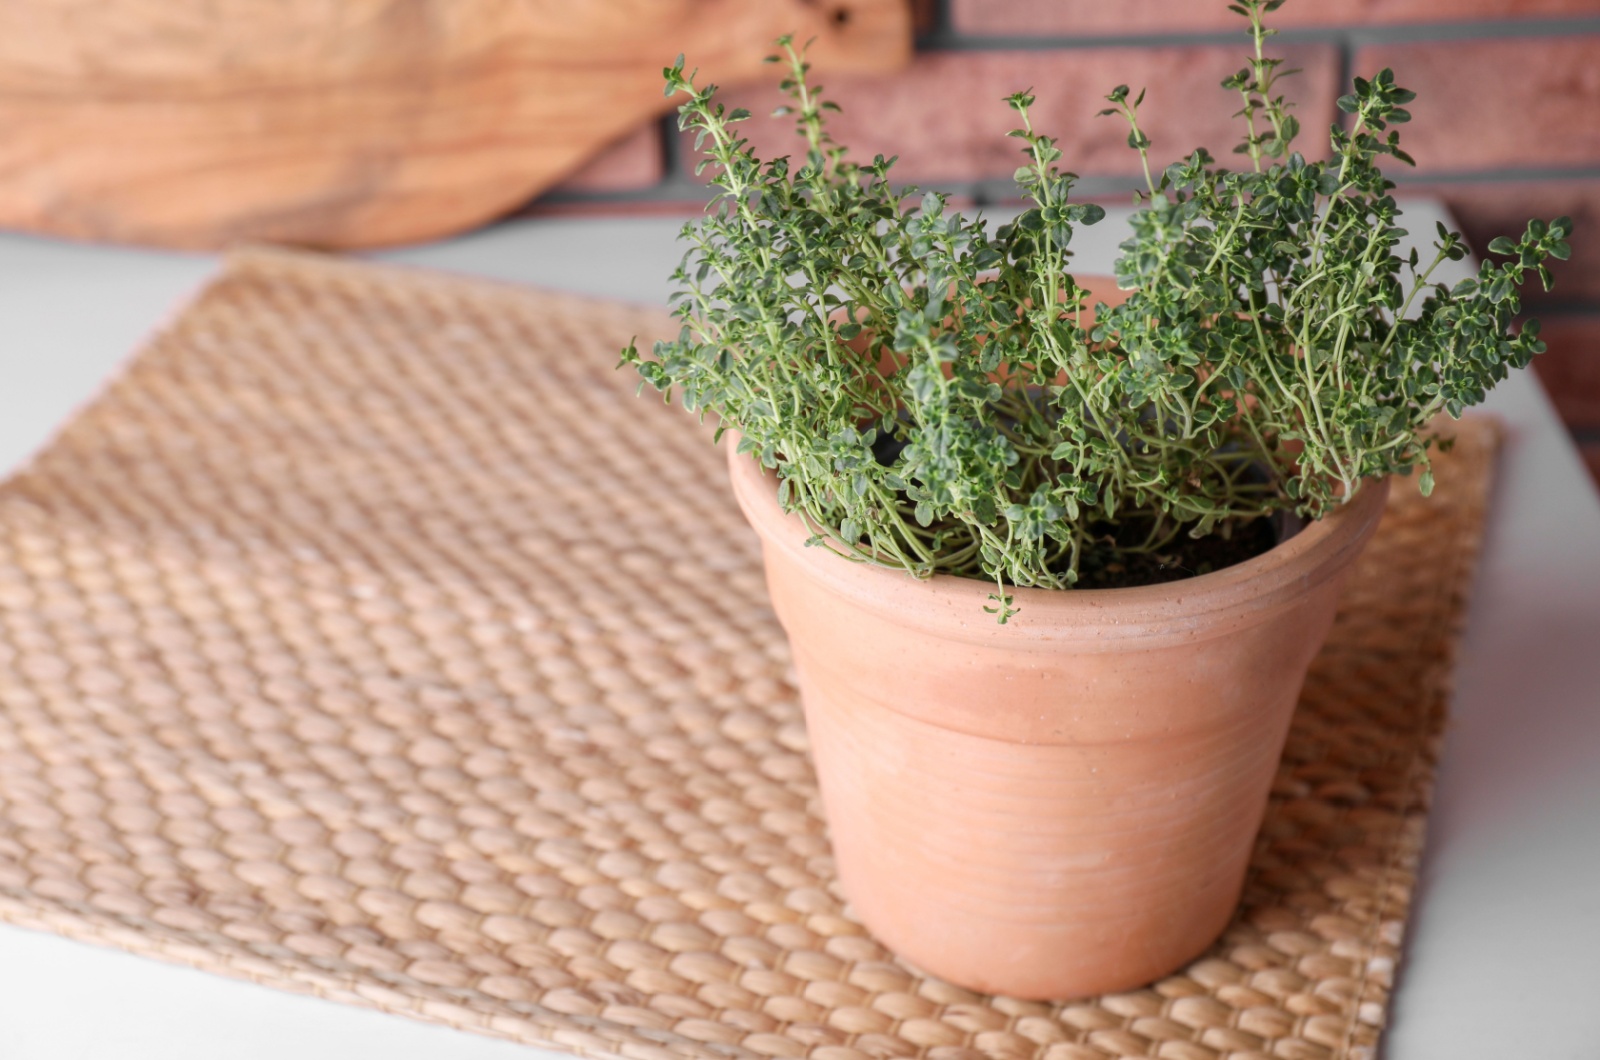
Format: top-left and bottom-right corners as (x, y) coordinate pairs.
(0, 249), (1499, 1060)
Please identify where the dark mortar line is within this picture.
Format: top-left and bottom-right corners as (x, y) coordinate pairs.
(914, 26), (1248, 51)
(915, 0), (954, 46)
(1524, 301), (1600, 318)
(1391, 165), (1600, 186)
(1335, 41), (1355, 132)
(854, 171), (1600, 208)
(1337, 16), (1600, 46)
(1570, 426), (1600, 445)
(920, 166), (1600, 195)
(534, 182), (712, 207)
(542, 160), (1600, 210)
(963, 175), (1146, 207)
(918, 17), (1600, 52)
(657, 113), (684, 178)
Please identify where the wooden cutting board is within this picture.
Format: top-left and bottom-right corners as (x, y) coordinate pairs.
(0, 0), (911, 250)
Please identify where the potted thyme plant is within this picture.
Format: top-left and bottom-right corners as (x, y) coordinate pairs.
(623, 0), (1572, 999)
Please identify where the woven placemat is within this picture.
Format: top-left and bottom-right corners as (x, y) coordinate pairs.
(0, 248), (1498, 1060)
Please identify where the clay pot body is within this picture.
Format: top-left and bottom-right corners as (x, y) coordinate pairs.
(727, 445), (1388, 1000)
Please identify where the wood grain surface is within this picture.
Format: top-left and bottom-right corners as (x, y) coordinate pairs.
(0, 0), (911, 250)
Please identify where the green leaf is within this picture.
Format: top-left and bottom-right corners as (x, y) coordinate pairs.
(629, 24), (1574, 619)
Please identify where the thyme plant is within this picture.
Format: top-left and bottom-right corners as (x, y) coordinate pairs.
(623, 0), (1572, 620)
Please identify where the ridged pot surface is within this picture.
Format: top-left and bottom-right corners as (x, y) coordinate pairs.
(727, 443), (1389, 1000)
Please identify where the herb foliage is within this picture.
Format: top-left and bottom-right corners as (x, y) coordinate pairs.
(623, 0), (1572, 620)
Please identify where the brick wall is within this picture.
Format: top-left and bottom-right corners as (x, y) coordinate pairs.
(533, 0), (1600, 483)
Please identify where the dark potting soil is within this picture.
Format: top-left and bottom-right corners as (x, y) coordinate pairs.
(862, 425), (1287, 591)
(1067, 515), (1283, 590)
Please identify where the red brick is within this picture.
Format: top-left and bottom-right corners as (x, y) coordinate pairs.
(955, 0), (1600, 35)
(1531, 314), (1600, 429)
(1354, 36), (1600, 173)
(681, 45), (1340, 186)
(552, 124), (664, 194)
(1402, 180), (1600, 303)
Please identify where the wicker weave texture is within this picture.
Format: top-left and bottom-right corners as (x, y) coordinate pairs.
(0, 250), (1498, 1060)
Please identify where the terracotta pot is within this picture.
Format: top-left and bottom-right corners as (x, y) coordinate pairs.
(727, 444), (1389, 999)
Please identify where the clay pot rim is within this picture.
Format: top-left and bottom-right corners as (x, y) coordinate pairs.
(727, 436), (1390, 648)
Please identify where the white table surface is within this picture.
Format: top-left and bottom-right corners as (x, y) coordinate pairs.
(1, 202), (1597, 1059)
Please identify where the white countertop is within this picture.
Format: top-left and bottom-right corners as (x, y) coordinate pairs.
(1, 202), (1597, 1059)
